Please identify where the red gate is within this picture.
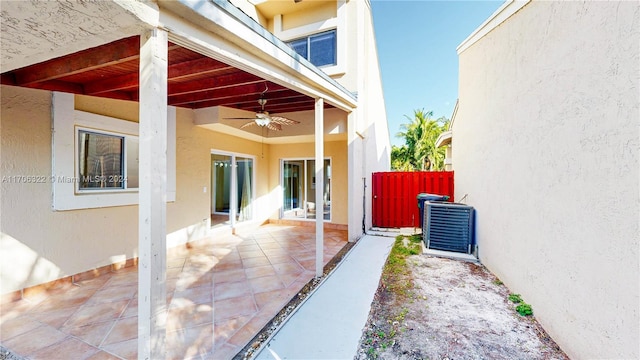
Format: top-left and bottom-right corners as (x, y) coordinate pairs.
(372, 171), (454, 228)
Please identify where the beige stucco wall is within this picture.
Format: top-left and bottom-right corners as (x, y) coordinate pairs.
(269, 140), (348, 225)
(1, 86), (293, 294)
(0, 0), (392, 292)
(454, 2), (639, 358)
(281, 2), (335, 31)
(1, 87), (140, 294)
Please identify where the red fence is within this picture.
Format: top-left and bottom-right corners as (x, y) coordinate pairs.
(372, 171), (454, 228)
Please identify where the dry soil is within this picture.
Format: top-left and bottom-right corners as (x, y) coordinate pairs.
(356, 253), (569, 360)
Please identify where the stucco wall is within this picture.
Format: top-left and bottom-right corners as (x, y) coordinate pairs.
(454, 2), (639, 358)
(359, 0), (391, 232)
(281, 2), (335, 31)
(1, 86), (279, 294)
(269, 140), (348, 225)
(1, 87), (140, 294)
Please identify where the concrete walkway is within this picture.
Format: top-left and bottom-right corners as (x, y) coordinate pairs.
(255, 234), (395, 360)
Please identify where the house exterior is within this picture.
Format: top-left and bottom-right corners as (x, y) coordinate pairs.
(453, 1), (639, 358)
(0, 0), (390, 356)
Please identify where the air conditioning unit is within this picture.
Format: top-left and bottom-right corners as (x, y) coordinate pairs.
(423, 202), (475, 254)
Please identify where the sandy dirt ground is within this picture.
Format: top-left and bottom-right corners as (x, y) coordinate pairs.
(356, 254), (569, 360)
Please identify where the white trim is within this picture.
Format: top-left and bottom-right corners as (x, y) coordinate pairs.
(74, 126), (138, 193)
(160, 1), (355, 110)
(278, 18), (337, 41)
(449, 99), (458, 130)
(275, 0), (347, 77)
(314, 97), (324, 277)
(456, 0), (530, 55)
(334, 0), (347, 76)
(435, 131), (452, 148)
(52, 92), (176, 211)
(273, 14), (282, 37)
(167, 106), (176, 201)
(137, 27), (169, 359)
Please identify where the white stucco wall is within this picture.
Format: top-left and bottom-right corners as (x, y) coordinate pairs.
(358, 0), (391, 233)
(454, 2), (639, 358)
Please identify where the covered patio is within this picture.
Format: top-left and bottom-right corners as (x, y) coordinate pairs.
(1, 1), (358, 359)
(0, 224), (348, 359)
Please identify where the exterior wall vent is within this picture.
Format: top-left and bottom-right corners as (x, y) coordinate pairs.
(424, 202), (475, 254)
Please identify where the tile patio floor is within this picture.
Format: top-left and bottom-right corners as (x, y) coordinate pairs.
(0, 224), (348, 360)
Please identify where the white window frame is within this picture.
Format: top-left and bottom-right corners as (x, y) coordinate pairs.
(75, 126), (138, 193)
(280, 157), (332, 222)
(274, 0), (347, 76)
(52, 92), (176, 210)
(287, 29), (338, 68)
(210, 149), (256, 223)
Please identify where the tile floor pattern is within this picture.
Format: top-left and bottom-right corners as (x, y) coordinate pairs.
(0, 224), (348, 360)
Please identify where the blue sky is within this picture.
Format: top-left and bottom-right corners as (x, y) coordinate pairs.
(370, 0), (502, 147)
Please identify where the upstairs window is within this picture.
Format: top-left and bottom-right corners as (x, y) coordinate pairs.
(287, 30), (337, 67)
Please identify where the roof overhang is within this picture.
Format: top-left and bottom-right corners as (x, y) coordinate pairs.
(435, 131), (452, 148)
(1, 0), (356, 140)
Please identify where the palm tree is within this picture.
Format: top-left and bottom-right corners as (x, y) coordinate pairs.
(393, 109), (448, 171)
(391, 145), (413, 171)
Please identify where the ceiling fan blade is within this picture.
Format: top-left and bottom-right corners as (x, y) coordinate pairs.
(266, 122), (283, 131)
(224, 117), (257, 120)
(270, 116), (300, 125)
(240, 121), (257, 129)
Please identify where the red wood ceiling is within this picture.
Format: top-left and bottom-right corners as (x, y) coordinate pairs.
(0, 35), (324, 114)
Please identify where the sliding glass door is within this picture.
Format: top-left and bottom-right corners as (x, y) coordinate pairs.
(237, 157), (253, 222)
(212, 154), (231, 216)
(282, 159), (331, 221)
(211, 152), (254, 228)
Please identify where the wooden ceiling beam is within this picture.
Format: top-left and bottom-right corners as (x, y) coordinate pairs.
(0, 73), (16, 85)
(11, 37), (141, 86)
(168, 58), (234, 81)
(169, 83), (290, 107)
(7, 37), (182, 87)
(89, 90), (136, 101)
(84, 73), (138, 95)
(168, 71), (264, 96)
(83, 59), (235, 95)
(28, 80), (85, 94)
(234, 98), (315, 113)
(230, 94), (309, 109)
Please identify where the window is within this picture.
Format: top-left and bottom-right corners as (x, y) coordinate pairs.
(282, 158), (331, 221)
(210, 152), (255, 228)
(52, 92), (175, 210)
(287, 30), (337, 67)
(77, 128), (138, 191)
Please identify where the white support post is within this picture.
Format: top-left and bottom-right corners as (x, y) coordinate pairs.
(315, 98), (325, 278)
(230, 156), (237, 232)
(347, 111), (359, 242)
(138, 28), (168, 360)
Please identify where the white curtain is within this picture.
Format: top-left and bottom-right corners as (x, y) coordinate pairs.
(238, 160), (252, 221)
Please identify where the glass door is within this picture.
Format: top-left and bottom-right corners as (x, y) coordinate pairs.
(236, 157), (253, 223)
(211, 153), (254, 228)
(283, 161), (303, 217)
(212, 154), (232, 216)
(282, 159), (331, 221)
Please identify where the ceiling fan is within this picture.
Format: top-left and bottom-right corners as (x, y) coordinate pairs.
(225, 88), (300, 131)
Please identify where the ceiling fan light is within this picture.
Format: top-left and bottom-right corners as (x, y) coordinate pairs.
(255, 118), (270, 127)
